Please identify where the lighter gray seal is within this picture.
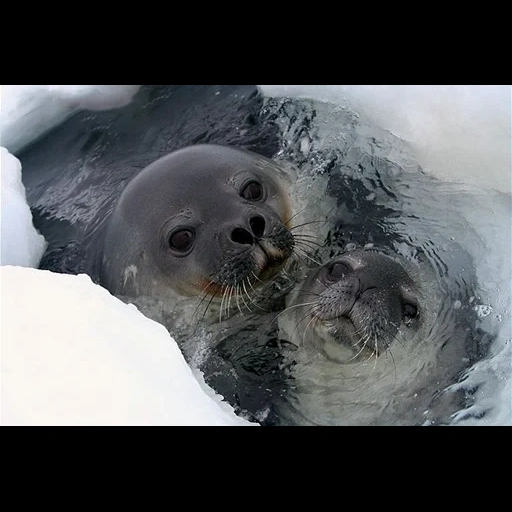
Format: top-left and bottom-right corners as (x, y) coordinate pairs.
(276, 248), (474, 426)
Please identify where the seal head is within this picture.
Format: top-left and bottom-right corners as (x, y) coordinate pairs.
(99, 144), (295, 305)
(297, 249), (420, 362)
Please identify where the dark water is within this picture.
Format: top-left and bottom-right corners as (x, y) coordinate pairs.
(22, 85), (279, 274)
(19, 85), (497, 425)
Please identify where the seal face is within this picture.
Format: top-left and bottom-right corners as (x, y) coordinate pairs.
(98, 144), (296, 319)
(292, 249), (421, 363)
(276, 248), (474, 426)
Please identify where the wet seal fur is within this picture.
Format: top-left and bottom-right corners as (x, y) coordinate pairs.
(90, 144), (302, 351)
(275, 248), (483, 426)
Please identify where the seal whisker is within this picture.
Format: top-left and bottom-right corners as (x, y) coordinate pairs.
(366, 335), (381, 381)
(348, 334), (382, 390)
(349, 312), (373, 341)
(192, 286), (213, 319)
(350, 335), (380, 386)
(293, 246), (323, 266)
(384, 319), (408, 352)
(292, 235), (325, 249)
(362, 332), (379, 363)
(219, 283), (228, 323)
(350, 320), (372, 339)
(372, 318), (407, 355)
(223, 283), (235, 321)
(191, 288), (218, 337)
(225, 282), (237, 322)
(291, 231), (324, 241)
(284, 207), (308, 226)
(341, 333), (378, 392)
(302, 314), (319, 349)
(292, 235), (325, 247)
(203, 290), (218, 323)
(354, 331), (374, 367)
(345, 325), (374, 363)
(273, 300), (320, 323)
(235, 285), (244, 316)
(192, 281), (217, 321)
(243, 277), (268, 312)
(290, 249), (310, 266)
(289, 306), (321, 344)
(246, 275), (263, 297)
(226, 285), (236, 319)
(292, 237), (323, 252)
(293, 240), (324, 257)
(292, 231), (324, 240)
(227, 285), (235, 318)
(251, 271), (264, 285)
(288, 219), (329, 231)
(239, 280), (253, 313)
(382, 338), (398, 387)
(226, 284), (236, 319)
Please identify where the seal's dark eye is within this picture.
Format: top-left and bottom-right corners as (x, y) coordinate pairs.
(327, 262), (350, 280)
(241, 181), (263, 201)
(403, 303), (418, 322)
(169, 229), (194, 252)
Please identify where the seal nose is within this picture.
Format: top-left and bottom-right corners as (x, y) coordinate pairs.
(231, 227), (254, 246)
(249, 215), (265, 239)
(230, 215), (266, 246)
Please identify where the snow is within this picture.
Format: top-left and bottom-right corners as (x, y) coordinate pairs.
(0, 266), (254, 426)
(259, 85), (511, 194)
(0, 85), (141, 154)
(0, 147), (47, 267)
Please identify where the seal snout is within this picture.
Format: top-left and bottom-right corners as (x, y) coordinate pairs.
(230, 215), (266, 246)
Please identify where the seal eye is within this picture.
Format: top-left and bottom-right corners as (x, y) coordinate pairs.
(403, 303), (418, 323)
(169, 229), (195, 253)
(327, 262), (350, 280)
(241, 181), (263, 201)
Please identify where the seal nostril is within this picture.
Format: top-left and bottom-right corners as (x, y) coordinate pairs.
(231, 227), (254, 246)
(250, 215), (265, 239)
(357, 285), (376, 299)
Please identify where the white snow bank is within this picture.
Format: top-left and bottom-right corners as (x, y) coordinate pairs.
(259, 85), (511, 194)
(0, 85), (141, 153)
(46, 85), (142, 110)
(0, 266), (254, 426)
(0, 147), (46, 267)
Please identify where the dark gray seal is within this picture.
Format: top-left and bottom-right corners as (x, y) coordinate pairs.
(91, 144), (301, 345)
(276, 248), (478, 426)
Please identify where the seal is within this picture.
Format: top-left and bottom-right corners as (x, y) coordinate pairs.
(90, 144), (300, 345)
(275, 248), (479, 426)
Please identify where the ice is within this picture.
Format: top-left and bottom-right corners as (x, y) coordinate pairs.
(47, 85), (142, 110)
(0, 266), (254, 426)
(0, 147), (47, 267)
(0, 85), (141, 153)
(259, 85), (510, 193)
